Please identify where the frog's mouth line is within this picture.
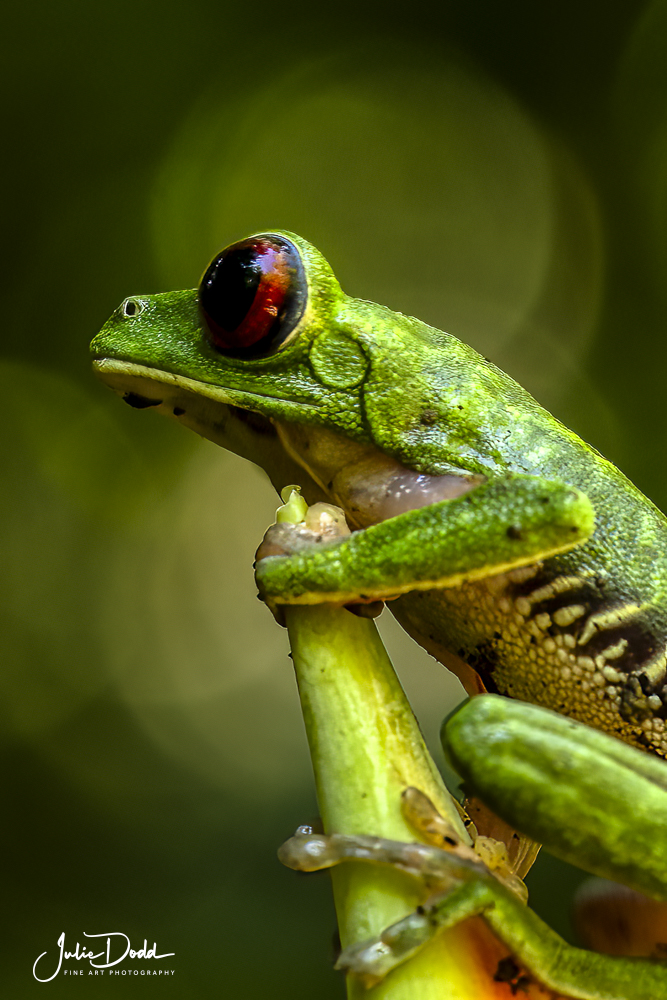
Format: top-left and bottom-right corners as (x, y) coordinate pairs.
(92, 357), (270, 436)
(91, 358), (318, 416)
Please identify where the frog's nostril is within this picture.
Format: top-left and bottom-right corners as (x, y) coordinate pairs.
(121, 297), (142, 318)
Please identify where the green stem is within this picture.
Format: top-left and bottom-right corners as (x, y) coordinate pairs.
(284, 603), (499, 999)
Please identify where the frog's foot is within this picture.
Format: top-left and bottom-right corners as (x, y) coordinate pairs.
(401, 786), (531, 902)
(278, 791), (531, 984)
(255, 501), (351, 563)
(278, 825), (499, 984)
(279, 825), (524, 984)
(279, 827), (667, 997)
(255, 497), (386, 619)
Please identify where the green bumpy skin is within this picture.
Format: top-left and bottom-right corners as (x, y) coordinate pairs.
(91, 230), (667, 756)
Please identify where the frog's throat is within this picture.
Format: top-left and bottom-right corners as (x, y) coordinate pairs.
(275, 422), (485, 529)
(92, 358), (327, 501)
(93, 359), (484, 528)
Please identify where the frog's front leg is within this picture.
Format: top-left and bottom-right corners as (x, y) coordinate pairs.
(255, 474), (594, 607)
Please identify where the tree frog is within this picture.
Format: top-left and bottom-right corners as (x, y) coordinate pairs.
(91, 233), (667, 995)
(90, 231), (667, 755)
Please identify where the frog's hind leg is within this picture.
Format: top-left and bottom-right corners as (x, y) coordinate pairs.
(279, 827), (667, 998)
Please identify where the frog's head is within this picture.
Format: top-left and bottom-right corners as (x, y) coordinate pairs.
(91, 233), (522, 522)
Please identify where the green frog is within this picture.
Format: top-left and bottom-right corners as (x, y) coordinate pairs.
(91, 233), (667, 997)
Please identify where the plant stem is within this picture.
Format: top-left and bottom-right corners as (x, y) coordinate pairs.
(284, 603), (510, 999)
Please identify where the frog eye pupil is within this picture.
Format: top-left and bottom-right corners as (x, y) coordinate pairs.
(199, 236), (305, 358)
(205, 247), (262, 332)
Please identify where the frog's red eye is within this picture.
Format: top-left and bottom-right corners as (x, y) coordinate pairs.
(199, 236), (305, 358)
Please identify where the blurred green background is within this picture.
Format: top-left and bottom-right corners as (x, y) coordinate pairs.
(4, 0), (667, 995)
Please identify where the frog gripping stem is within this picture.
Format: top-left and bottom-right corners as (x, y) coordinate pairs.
(256, 475), (594, 607)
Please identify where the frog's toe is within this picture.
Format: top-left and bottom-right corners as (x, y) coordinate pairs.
(335, 909), (434, 984)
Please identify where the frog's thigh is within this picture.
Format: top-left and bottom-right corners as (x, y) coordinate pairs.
(256, 475), (593, 606)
